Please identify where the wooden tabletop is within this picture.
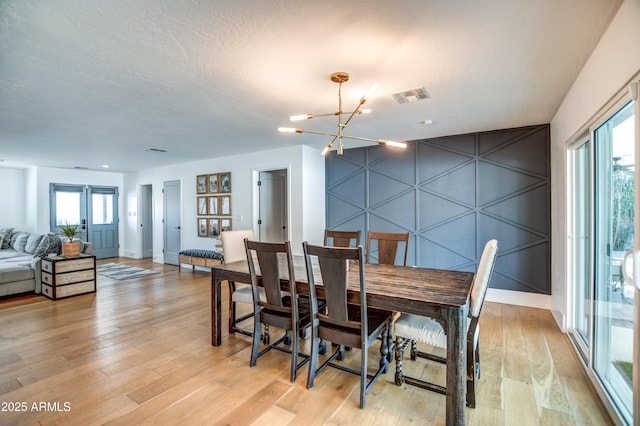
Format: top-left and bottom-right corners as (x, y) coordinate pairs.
(213, 255), (474, 318)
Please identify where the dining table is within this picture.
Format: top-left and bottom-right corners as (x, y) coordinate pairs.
(210, 256), (475, 426)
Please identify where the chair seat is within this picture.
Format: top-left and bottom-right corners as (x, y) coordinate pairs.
(232, 285), (266, 304)
(394, 313), (473, 349)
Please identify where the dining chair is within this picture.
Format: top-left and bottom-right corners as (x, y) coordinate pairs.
(302, 242), (393, 408)
(221, 229), (262, 336)
(323, 229), (361, 248)
(393, 239), (498, 408)
(365, 231), (409, 266)
(244, 239), (324, 382)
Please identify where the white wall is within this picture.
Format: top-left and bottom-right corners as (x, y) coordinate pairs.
(123, 144), (326, 261)
(550, 0), (640, 329)
(0, 167), (28, 231)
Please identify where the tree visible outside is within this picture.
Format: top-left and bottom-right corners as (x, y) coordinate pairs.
(612, 168), (635, 251)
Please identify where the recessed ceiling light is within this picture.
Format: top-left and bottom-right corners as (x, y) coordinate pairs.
(102, 165), (110, 168)
(422, 119), (434, 125)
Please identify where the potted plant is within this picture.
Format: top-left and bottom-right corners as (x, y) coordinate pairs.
(59, 222), (83, 258)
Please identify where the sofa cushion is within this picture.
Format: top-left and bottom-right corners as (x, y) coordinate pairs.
(0, 228), (13, 249)
(0, 252), (35, 284)
(25, 234), (44, 254)
(13, 234), (29, 252)
(34, 233), (63, 258)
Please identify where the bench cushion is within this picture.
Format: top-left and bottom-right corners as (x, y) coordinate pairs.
(179, 249), (224, 261)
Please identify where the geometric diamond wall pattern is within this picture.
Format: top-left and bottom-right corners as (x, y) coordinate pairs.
(326, 124), (550, 294)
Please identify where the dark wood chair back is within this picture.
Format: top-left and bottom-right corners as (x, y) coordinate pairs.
(366, 231), (409, 266)
(303, 242), (391, 408)
(303, 243), (367, 348)
(244, 239), (297, 322)
(323, 229), (361, 248)
(245, 238), (315, 382)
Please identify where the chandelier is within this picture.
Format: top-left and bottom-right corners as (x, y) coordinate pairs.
(278, 72), (407, 156)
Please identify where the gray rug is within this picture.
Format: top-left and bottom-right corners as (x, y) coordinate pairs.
(96, 262), (160, 280)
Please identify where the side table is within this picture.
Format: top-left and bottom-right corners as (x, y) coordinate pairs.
(41, 254), (96, 300)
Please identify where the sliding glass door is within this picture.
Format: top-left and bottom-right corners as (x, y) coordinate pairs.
(569, 95), (636, 425)
(593, 100), (635, 422)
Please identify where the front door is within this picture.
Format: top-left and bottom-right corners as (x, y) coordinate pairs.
(50, 184), (119, 259)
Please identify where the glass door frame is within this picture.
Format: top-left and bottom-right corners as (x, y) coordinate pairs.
(567, 133), (593, 363)
(566, 82), (638, 425)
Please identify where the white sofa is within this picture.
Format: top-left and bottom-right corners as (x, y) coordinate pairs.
(0, 228), (93, 298)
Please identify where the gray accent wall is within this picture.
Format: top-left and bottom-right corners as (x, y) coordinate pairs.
(326, 124), (550, 294)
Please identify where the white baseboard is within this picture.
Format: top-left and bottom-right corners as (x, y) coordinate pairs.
(485, 288), (551, 310)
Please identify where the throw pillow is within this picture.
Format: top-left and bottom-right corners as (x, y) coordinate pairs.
(0, 227), (13, 249)
(34, 234), (63, 258)
(13, 233), (29, 252)
(10, 231), (26, 249)
(25, 234), (45, 254)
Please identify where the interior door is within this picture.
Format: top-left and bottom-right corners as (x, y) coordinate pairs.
(140, 184), (153, 258)
(163, 180), (181, 265)
(258, 170), (287, 242)
(87, 186), (119, 259)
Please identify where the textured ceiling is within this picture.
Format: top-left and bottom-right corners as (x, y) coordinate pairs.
(0, 0), (622, 172)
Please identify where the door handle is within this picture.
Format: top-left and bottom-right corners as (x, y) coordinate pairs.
(621, 249), (640, 290)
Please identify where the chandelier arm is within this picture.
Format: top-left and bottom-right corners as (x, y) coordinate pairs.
(295, 128), (401, 144)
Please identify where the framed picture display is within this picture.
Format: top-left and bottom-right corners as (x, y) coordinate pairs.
(197, 197), (207, 215)
(197, 218), (208, 237)
(208, 219), (219, 237)
(196, 175), (208, 194)
(208, 196), (219, 215)
(221, 218), (232, 232)
(220, 195), (231, 216)
(220, 172), (231, 193)
(208, 174), (218, 193)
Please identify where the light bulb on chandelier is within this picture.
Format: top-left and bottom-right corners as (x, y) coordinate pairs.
(278, 72), (406, 156)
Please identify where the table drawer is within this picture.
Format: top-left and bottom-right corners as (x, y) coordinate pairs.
(41, 259), (54, 273)
(57, 281), (95, 298)
(53, 258), (95, 273)
(42, 283), (54, 299)
(55, 269), (95, 285)
(43, 281), (95, 299)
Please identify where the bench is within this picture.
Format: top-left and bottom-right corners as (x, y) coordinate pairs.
(178, 249), (224, 271)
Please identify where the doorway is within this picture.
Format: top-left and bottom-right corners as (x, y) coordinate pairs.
(49, 184), (119, 259)
(139, 184), (153, 259)
(256, 169), (288, 242)
(163, 180), (181, 265)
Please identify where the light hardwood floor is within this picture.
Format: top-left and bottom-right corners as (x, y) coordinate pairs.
(0, 258), (611, 425)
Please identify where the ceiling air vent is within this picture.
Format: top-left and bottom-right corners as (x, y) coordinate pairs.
(392, 87), (430, 104)
(146, 148), (167, 153)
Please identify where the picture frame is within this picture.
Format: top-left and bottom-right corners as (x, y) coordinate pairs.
(208, 196), (219, 215)
(220, 172), (231, 193)
(197, 218), (208, 237)
(220, 195), (231, 216)
(208, 173), (219, 193)
(196, 175), (208, 194)
(208, 218), (219, 237)
(221, 218), (232, 232)
(197, 196), (207, 215)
